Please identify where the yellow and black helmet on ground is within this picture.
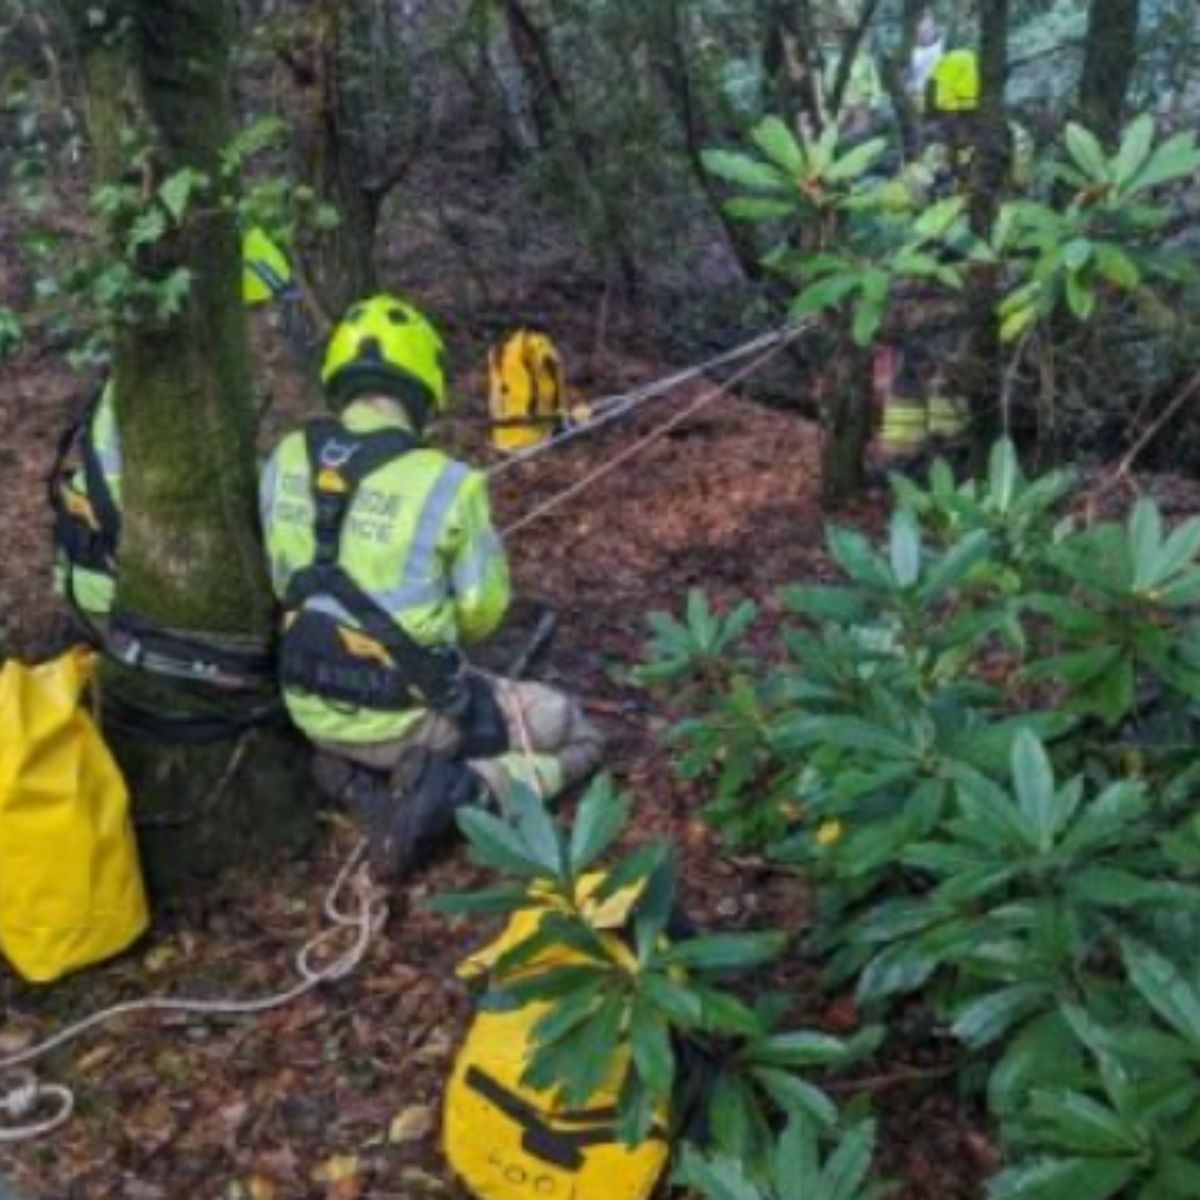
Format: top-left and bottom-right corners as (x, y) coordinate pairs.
(931, 49), (981, 114)
(321, 295), (447, 418)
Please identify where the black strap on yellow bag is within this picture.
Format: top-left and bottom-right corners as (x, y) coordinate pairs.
(443, 882), (670, 1200)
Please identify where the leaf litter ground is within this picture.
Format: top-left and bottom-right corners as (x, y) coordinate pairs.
(1, 344), (993, 1199)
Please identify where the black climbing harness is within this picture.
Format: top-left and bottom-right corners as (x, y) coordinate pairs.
(279, 419), (471, 717)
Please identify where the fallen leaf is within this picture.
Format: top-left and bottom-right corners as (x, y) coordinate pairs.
(398, 1166), (450, 1195)
(143, 942), (179, 973)
(312, 1153), (366, 1200)
(77, 1044), (115, 1073)
(246, 1176), (277, 1200)
(388, 1104), (436, 1145)
(410, 1028), (453, 1066)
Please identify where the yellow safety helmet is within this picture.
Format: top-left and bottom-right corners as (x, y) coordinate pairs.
(488, 328), (566, 454)
(931, 49), (980, 114)
(321, 295), (447, 416)
(241, 227), (294, 306)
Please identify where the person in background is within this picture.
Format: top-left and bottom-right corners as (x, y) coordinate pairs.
(907, 9), (946, 112)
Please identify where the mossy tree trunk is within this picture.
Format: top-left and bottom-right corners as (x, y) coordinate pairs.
(961, 0), (1012, 464)
(281, 0), (418, 315)
(1080, 0), (1141, 146)
(67, 0), (317, 901)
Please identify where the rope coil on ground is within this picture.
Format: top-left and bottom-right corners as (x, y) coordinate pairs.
(0, 839), (383, 1144)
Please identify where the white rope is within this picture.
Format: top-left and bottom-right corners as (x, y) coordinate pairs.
(500, 326), (808, 538)
(0, 839), (384, 1143)
(486, 322), (806, 478)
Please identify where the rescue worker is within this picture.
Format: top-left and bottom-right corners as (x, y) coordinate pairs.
(51, 228), (304, 633)
(259, 296), (604, 878)
(903, 49), (1035, 206)
(879, 49), (1034, 462)
(907, 10), (945, 112)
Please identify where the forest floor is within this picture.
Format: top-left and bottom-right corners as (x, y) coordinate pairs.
(0, 314), (1004, 1200)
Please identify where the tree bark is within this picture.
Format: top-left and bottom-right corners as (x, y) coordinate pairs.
(498, 0), (639, 295)
(761, 0), (822, 131)
(67, 0), (317, 900)
(284, 0), (387, 315)
(1079, 0), (1141, 145)
(961, 0), (1012, 463)
(651, 0), (767, 286)
(821, 336), (872, 507)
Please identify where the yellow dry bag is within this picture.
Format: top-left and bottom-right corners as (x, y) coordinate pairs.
(443, 879), (670, 1200)
(488, 329), (567, 454)
(0, 649), (148, 983)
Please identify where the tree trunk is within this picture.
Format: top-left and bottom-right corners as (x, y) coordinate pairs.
(68, 0), (318, 901)
(499, 0), (639, 295)
(879, 0), (925, 157)
(1079, 0), (1141, 145)
(821, 334), (873, 507)
(961, 0), (1012, 463)
(760, 0), (821, 131)
(286, 0), (383, 315)
(651, 0), (767, 286)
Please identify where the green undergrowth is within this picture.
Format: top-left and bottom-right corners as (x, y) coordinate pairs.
(437, 440), (1200, 1198)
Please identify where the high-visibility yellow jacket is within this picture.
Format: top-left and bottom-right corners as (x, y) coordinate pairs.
(54, 384), (122, 619)
(259, 401), (511, 745)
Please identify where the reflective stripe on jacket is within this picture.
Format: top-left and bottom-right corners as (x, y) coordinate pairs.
(260, 400), (512, 744)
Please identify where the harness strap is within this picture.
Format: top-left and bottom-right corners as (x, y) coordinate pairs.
(282, 421), (469, 716)
(48, 386), (121, 562)
(107, 612), (276, 693)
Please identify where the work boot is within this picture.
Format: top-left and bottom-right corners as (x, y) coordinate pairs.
(312, 751), (397, 851)
(372, 749), (492, 881)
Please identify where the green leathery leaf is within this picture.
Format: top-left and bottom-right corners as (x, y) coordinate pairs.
(1122, 939), (1200, 1048)
(952, 984), (1050, 1050)
(703, 148), (789, 192)
(889, 509), (922, 588)
(629, 1003), (675, 1099)
(752, 1067), (838, 1129)
(662, 931), (787, 973)
(775, 1117), (821, 1200)
(458, 806), (554, 878)
(569, 775), (630, 872)
(751, 115), (806, 175)
(821, 1120), (878, 1200)
(1030, 1089), (1146, 1155)
(988, 1157), (1137, 1200)
(1011, 730), (1061, 852)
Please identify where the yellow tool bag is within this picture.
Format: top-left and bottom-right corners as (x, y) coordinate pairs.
(443, 880), (670, 1200)
(0, 649), (148, 983)
(488, 329), (567, 454)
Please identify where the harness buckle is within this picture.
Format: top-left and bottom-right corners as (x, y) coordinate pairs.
(319, 439), (360, 470)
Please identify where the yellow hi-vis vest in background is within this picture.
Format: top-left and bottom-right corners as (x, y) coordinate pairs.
(444, 878), (670, 1200)
(489, 330), (567, 454)
(0, 649), (148, 983)
(52, 383), (122, 621)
